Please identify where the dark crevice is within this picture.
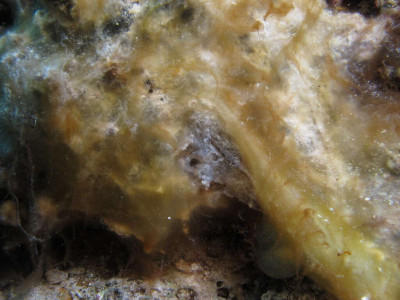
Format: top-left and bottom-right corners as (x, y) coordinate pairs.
(58, 220), (131, 277)
(326, 0), (381, 18)
(0, 0), (16, 34)
(0, 225), (35, 285)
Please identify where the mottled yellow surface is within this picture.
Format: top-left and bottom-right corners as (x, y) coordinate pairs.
(1, 0), (400, 299)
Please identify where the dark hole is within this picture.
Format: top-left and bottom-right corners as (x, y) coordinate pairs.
(181, 7), (194, 23)
(145, 79), (154, 93)
(34, 170), (48, 192)
(189, 201), (262, 253)
(0, 189), (7, 202)
(217, 287), (229, 298)
(0, 232), (33, 285)
(216, 280), (223, 287)
(189, 158), (199, 167)
(276, 280), (284, 293)
(61, 221), (130, 277)
(7, 243), (34, 278)
(242, 282), (254, 292)
(0, 1), (15, 29)
(49, 235), (66, 262)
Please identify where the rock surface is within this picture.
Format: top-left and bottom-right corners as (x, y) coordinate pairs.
(0, 0), (400, 299)
(45, 269), (68, 285)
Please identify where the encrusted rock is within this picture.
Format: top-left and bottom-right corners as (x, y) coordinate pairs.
(45, 269), (68, 284)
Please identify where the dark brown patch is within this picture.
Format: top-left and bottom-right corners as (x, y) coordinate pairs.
(326, 0), (381, 18)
